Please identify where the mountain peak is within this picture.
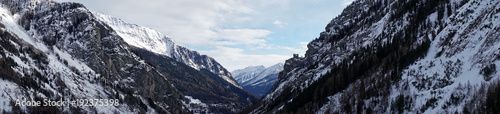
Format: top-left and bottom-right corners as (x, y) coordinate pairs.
(92, 12), (178, 57)
(92, 11), (241, 88)
(232, 63), (284, 98)
(0, 0), (255, 113)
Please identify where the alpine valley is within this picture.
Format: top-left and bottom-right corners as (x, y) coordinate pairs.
(2, 0), (500, 113)
(0, 0), (256, 113)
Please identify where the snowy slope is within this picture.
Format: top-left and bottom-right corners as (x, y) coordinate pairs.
(234, 63), (283, 87)
(93, 12), (240, 88)
(132, 47), (257, 113)
(0, 0), (187, 113)
(0, 0), (255, 113)
(232, 63), (283, 98)
(245, 0), (500, 113)
(92, 12), (176, 58)
(233, 66), (266, 85)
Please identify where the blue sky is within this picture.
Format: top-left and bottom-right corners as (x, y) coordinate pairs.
(53, 0), (353, 71)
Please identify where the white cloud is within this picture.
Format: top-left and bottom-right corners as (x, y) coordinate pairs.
(154, 0), (258, 46)
(214, 29), (271, 46)
(299, 41), (309, 48)
(54, 0), (262, 46)
(342, 0), (354, 6)
(199, 46), (290, 71)
(273, 20), (288, 28)
(277, 46), (303, 53)
(276, 41), (308, 55)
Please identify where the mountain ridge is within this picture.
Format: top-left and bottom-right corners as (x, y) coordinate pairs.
(0, 0), (256, 113)
(244, 0), (500, 113)
(1, 0), (188, 113)
(92, 12), (240, 88)
(232, 63), (283, 98)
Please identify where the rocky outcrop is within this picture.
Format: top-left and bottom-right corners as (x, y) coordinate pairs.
(245, 0), (500, 113)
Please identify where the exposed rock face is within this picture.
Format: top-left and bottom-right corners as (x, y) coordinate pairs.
(132, 47), (257, 113)
(0, 0), (255, 113)
(0, 0), (187, 113)
(93, 13), (240, 88)
(244, 0), (500, 113)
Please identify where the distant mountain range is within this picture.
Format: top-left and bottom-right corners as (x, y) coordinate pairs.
(232, 63), (283, 98)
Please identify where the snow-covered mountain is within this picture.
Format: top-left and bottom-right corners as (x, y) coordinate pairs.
(93, 12), (240, 88)
(232, 63), (283, 98)
(0, 0), (255, 113)
(0, 1), (186, 113)
(244, 0), (500, 113)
